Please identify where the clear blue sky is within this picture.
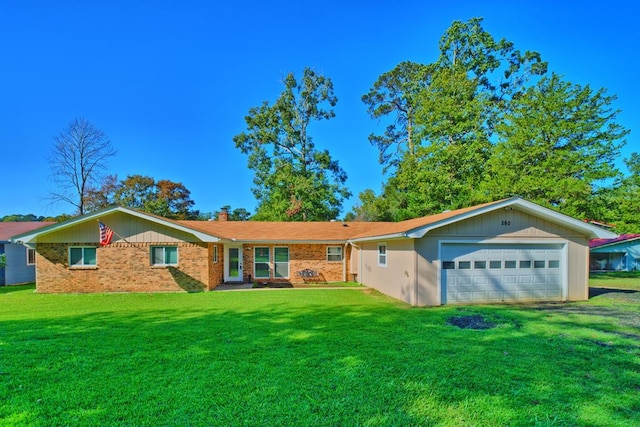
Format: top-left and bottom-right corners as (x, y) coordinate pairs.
(1, 0), (638, 218)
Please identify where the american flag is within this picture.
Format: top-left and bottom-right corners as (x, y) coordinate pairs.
(99, 221), (114, 246)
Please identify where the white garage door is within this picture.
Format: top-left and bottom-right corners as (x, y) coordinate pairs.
(441, 243), (564, 304)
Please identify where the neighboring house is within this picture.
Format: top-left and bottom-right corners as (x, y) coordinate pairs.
(0, 221), (55, 285)
(11, 197), (615, 306)
(590, 234), (640, 272)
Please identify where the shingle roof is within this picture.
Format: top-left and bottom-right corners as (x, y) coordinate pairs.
(0, 222), (56, 241)
(179, 200), (505, 242)
(348, 200), (502, 239)
(180, 220), (386, 242)
(590, 234), (640, 249)
(9, 197), (617, 244)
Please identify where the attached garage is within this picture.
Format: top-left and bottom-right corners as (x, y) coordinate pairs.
(441, 243), (565, 304)
(352, 197), (617, 306)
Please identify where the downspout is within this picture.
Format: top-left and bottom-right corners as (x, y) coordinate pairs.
(343, 242), (348, 282)
(348, 241), (361, 284)
(413, 240), (418, 306)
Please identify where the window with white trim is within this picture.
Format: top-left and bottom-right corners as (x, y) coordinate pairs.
(69, 247), (97, 267)
(151, 246), (178, 266)
(27, 248), (36, 265)
(274, 247), (289, 278)
(378, 243), (387, 267)
(213, 245), (219, 263)
(254, 247), (270, 279)
(327, 246), (343, 262)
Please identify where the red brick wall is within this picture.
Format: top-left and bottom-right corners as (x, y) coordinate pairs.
(209, 243), (224, 289)
(34, 242), (352, 292)
(242, 243), (348, 283)
(36, 242), (210, 293)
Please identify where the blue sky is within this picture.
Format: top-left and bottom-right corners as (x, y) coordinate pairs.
(1, 0), (638, 218)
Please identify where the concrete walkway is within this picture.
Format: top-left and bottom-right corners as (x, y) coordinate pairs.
(214, 283), (254, 291)
(214, 283), (365, 291)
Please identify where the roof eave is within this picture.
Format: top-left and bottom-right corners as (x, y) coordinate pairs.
(591, 236), (640, 250)
(349, 232), (407, 243)
(225, 239), (350, 244)
(406, 197), (617, 240)
(11, 206), (221, 244)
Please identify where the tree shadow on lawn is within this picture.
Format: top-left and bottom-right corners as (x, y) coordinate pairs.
(2, 294), (638, 426)
(0, 283), (35, 295)
(590, 287), (639, 298)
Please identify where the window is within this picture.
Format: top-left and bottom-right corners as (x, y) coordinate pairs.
(69, 247), (97, 267)
(458, 261), (471, 270)
(151, 246), (178, 266)
(489, 261), (502, 269)
(548, 260), (560, 268)
(27, 248), (36, 265)
(274, 247), (289, 278)
(534, 260), (546, 269)
(378, 243), (387, 267)
(254, 247), (270, 279)
(327, 246), (343, 262)
(213, 245), (219, 263)
(474, 261), (486, 269)
(442, 261), (455, 270)
(519, 260), (531, 268)
(505, 261), (517, 269)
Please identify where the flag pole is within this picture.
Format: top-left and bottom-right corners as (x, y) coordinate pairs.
(97, 219), (146, 253)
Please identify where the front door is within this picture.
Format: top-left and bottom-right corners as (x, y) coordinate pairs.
(224, 245), (243, 282)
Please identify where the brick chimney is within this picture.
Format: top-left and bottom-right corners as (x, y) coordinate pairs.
(218, 209), (229, 221)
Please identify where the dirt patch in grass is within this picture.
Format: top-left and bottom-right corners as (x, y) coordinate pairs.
(447, 314), (496, 330)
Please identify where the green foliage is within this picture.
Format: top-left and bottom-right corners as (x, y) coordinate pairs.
(592, 153), (640, 232)
(482, 73), (628, 218)
(0, 213), (68, 222)
(344, 189), (392, 221)
(1, 214), (44, 222)
(355, 17), (630, 224)
(85, 174), (198, 219)
(234, 68), (350, 221)
(211, 206), (251, 221)
(437, 17), (547, 104)
(0, 253), (5, 269)
(1, 286), (638, 426)
(361, 61), (433, 169)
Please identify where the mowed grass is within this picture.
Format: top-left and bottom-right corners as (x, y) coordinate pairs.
(590, 271), (640, 290)
(1, 284), (639, 426)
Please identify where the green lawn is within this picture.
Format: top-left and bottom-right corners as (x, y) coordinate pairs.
(1, 283), (639, 426)
(590, 271), (640, 290)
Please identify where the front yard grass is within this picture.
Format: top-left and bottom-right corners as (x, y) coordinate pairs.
(590, 270), (640, 290)
(1, 283), (638, 426)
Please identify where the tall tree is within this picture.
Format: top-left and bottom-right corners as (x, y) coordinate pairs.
(85, 174), (198, 219)
(482, 73), (628, 217)
(344, 189), (391, 222)
(362, 18), (547, 174)
(437, 17), (547, 104)
(233, 68), (350, 221)
(361, 61), (433, 170)
(48, 117), (117, 215)
(592, 153), (640, 233)
(356, 18), (548, 220)
(360, 66), (493, 220)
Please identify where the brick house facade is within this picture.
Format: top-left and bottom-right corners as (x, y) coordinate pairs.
(10, 199), (615, 306)
(13, 207), (368, 293)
